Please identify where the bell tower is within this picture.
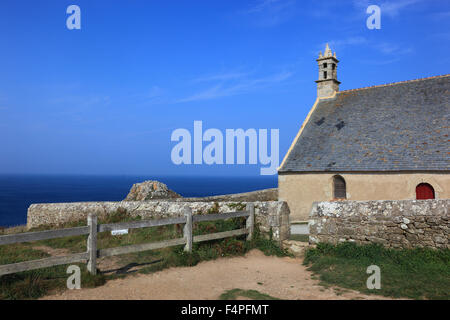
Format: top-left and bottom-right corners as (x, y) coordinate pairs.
(315, 43), (340, 98)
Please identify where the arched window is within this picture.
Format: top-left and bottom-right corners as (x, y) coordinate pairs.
(416, 183), (435, 200)
(333, 175), (346, 199)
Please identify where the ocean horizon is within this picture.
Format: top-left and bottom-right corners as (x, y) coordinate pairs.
(0, 174), (277, 227)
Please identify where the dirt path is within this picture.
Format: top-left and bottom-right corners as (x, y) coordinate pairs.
(41, 250), (391, 300)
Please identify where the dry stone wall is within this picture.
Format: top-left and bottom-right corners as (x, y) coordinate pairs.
(181, 188), (278, 202)
(309, 199), (449, 249)
(27, 200), (290, 242)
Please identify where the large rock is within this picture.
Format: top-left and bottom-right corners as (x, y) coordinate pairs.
(124, 180), (181, 201)
(282, 240), (311, 257)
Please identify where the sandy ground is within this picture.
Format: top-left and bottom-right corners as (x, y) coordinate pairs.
(41, 249), (391, 300)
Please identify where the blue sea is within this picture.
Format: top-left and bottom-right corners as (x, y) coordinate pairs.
(0, 175), (277, 227)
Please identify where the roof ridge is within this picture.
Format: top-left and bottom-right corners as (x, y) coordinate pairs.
(339, 74), (450, 93)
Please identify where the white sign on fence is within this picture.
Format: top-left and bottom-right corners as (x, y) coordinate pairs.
(111, 229), (129, 236)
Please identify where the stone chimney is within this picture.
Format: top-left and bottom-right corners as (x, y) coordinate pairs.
(315, 43), (340, 98)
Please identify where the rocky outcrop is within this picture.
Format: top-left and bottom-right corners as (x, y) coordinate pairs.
(309, 199), (449, 249)
(124, 181), (181, 201)
(123, 180), (277, 203)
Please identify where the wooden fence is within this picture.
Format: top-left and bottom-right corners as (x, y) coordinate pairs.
(0, 204), (255, 276)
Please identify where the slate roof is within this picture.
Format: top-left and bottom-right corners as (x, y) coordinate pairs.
(278, 74), (450, 173)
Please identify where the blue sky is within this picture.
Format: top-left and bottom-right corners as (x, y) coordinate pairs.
(0, 0), (449, 176)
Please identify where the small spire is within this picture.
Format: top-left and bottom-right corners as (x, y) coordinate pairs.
(324, 43), (332, 57)
(315, 43), (340, 98)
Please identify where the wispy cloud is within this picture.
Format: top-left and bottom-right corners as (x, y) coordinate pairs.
(245, 0), (291, 13)
(432, 32), (450, 41)
(431, 10), (450, 20)
(47, 94), (111, 123)
(49, 95), (111, 108)
(39, 82), (81, 92)
(147, 86), (164, 99)
(192, 72), (250, 83)
(373, 42), (413, 55)
(126, 85), (169, 106)
(320, 36), (413, 65)
(380, 0), (423, 17)
(320, 36), (368, 52)
(177, 70), (293, 103)
(323, 35), (413, 54)
(309, 0), (350, 19)
(359, 58), (402, 66)
(353, 0), (424, 17)
(123, 126), (178, 138)
(241, 0), (297, 27)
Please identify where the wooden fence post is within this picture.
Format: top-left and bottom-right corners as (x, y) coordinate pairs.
(246, 203), (255, 241)
(87, 213), (97, 275)
(183, 207), (193, 252)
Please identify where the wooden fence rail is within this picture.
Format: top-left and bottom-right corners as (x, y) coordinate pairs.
(0, 204), (255, 276)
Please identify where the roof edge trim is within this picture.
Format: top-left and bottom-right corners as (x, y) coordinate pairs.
(340, 74), (450, 94)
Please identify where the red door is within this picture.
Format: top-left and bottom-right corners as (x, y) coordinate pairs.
(416, 183), (435, 200)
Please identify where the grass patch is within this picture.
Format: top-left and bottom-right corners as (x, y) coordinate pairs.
(303, 242), (450, 300)
(0, 244), (106, 300)
(220, 288), (279, 300)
